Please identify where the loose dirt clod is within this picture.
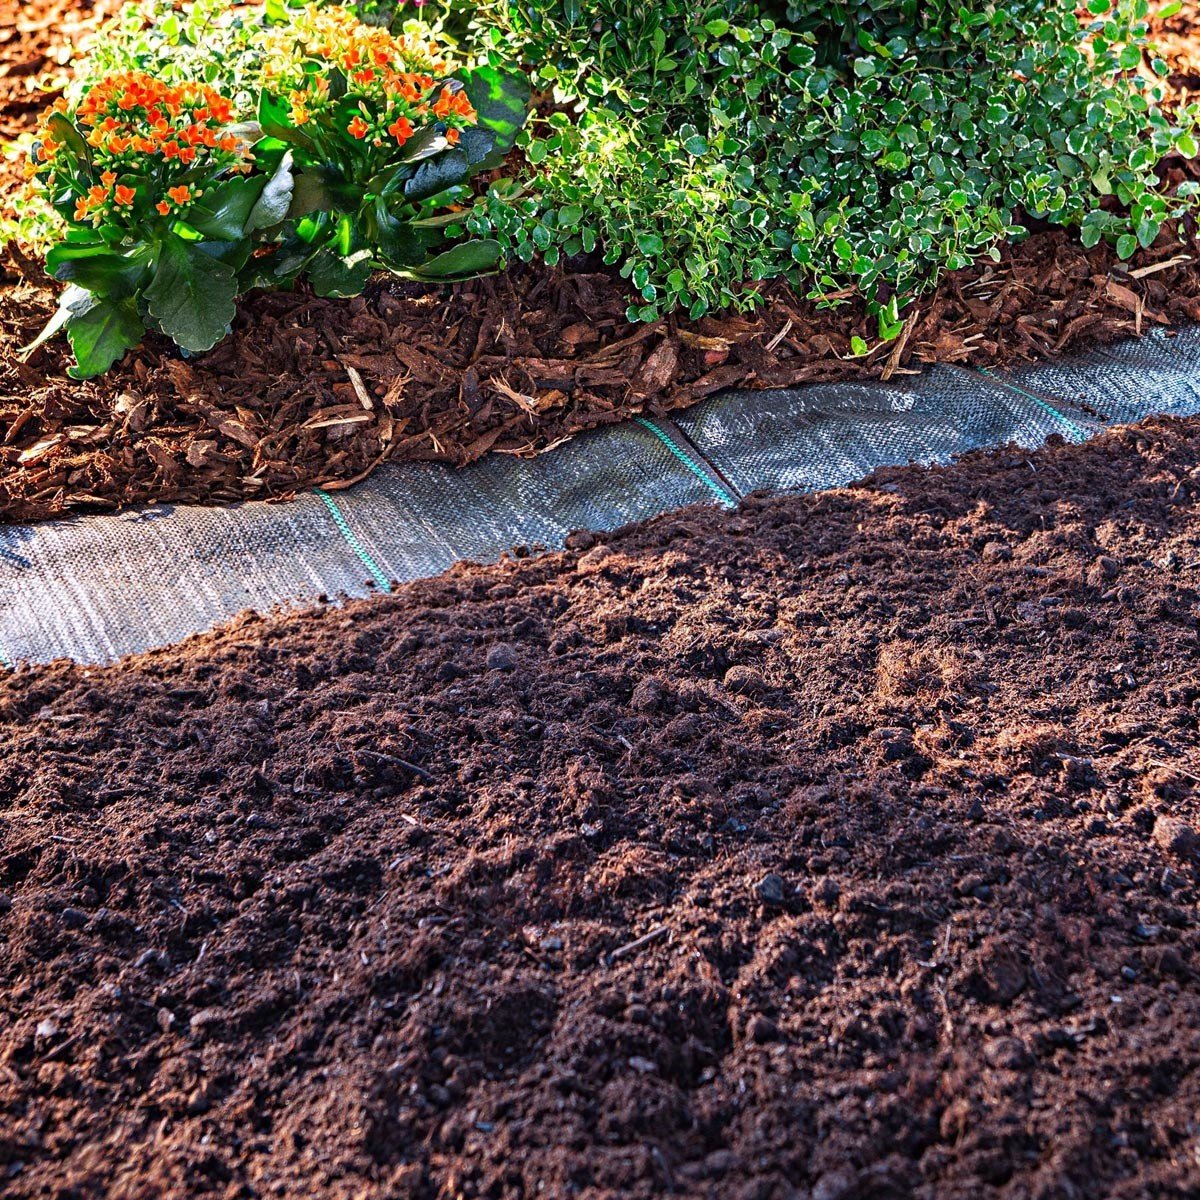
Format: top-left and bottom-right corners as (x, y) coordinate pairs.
(2, 419), (1199, 1198)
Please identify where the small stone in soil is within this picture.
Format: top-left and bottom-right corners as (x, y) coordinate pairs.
(485, 643), (519, 672)
(630, 677), (666, 712)
(747, 1015), (779, 1044)
(756, 873), (787, 905)
(812, 1167), (859, 1200)
(1152, 815), (1198, 858)
(59, 908), (88, 930)
(983, 1036), (1031, 1069)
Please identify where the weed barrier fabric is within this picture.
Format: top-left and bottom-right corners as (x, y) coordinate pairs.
(2, 325), (1200, 667)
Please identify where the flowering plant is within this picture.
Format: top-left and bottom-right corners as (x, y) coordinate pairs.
(24, 71), (293, 377)
(251, 4), (529, 294)
(21, 3), (530, 378)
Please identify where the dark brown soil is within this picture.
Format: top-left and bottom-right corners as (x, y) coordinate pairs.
(4, 3), (1200, 523)
(3, 418), (1200, 1198)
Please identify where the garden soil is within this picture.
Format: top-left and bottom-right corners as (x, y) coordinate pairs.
(6, 1), (1200, 521)
(3, 418), (1200, 1198)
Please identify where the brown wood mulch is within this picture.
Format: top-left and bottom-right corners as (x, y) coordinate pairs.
(3, 0), (1200, 523)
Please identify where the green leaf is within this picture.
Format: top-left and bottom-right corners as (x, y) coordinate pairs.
(47, 242), (152, 299)
(258, 90), (315, 152)
(456, 127), (501, 170)
(1116, 233), (1138, 261)
(145, 234), (238, 353)
(195, 240), (253, 273)
(394, 125), (451, 166)
(65, 296), (144, 379)
(45, 113), (92, 168)
(454, 66), (532, 171)
(405, 239), (502, 281)
(404, 151), (472, 203)
(289, 170), (339, 219)
(307, 247), (374, 297)
(185, 177), (268, 241)
(368, 199), (438, 267)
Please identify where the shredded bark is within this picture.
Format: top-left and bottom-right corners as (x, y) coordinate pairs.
(3, 0), (1200, 523)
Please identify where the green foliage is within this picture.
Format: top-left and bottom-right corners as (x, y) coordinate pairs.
(246, 3), (526, 293)
(467, 0), (1200, 324)
(22, 1), (529, 377)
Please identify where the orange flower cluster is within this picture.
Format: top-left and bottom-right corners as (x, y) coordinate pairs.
(31, 71), (251, 226)
(340, 74), (476, 148)
(263, 4), (476, 153)
(263, 4), (447, 84)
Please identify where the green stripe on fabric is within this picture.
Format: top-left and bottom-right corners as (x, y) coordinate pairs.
(634, 417), (738, 508)
(979, 368), (1088, 442)
(315, 489), (394, 593)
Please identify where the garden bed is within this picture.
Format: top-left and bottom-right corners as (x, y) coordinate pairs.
(4, 0), (1200, 523)
(2, 417), (1199, 1196)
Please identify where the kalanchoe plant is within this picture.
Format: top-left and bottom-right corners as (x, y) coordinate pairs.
(20, 3), (530, 378)
(251, 3), (529, 295)
(23, 71), (291, 378)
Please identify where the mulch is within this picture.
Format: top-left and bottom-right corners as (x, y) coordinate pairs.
(2, 417), (1200, 1197)
(2, 2), (1200, 521)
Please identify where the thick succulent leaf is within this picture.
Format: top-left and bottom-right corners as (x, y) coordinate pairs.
(44, 112), (92, 168)
(403, 150), (472, 204)
(145, 234), (238, 354)
(258, 90), (315, 151)
(394, 126), (450, 166)
(47, 241), (152, 298)
(405, 239), (502, 281)
(239, 240), (313, 290)
(246, 151), (295, 233)
(454, 66), (531, 170)
(456, 127), (499, 169)
(289, 170), (360, 218)
(65, 296), (144, 379)
(365, 198), (439, 266)
(185, 176), (268, 241)
(308, 246), (374, 297)
(289, 171), (335, 219)
(195, 239), (253, 272)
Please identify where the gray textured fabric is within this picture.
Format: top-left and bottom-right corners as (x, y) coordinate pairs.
(671, 363), (1096, 497)
(0, 494), (368, 666)
(0, 418), (721, 667)
(1001, 325), (1200, 426)
(3, 329), (1200, 668)
(332, 418), (731, 584)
